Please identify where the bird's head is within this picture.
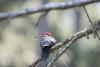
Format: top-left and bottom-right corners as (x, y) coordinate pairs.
(40, 32), (51, 38)
(34, 32), (52, 38)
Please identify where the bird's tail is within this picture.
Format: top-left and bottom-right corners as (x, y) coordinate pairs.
(40, 47), (50, 67)
(41, 47), (50, 61)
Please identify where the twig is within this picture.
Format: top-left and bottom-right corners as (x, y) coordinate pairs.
(66, 52), (77, 67)
(47, 21), (100, 67)
(0, 0), (99, 20)
(83, 6), (93, 25)
(34, 10), (49, 28)
(29, 57), (41, 67)
(83, 6), (100, 40)
(47, 37), (77, 67)
(30, 21), (100, 67)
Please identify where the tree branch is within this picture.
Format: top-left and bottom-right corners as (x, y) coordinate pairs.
(83, 6), (100, 40)
(47, 21), (100, 67)
(34, 10), (49, 28)
(29, 57), (41, 67)
(47, 36), (77, 67)
(29, 21), (100, 67)
(0, 0), (99, 20)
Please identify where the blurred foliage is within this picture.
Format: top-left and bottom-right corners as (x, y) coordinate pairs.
(0, 0), (100, 67)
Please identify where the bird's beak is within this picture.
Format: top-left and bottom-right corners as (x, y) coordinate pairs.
(34, 34), (41, 38)
(34, 36), (39, 38)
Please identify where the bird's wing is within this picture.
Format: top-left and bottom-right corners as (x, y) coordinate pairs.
(40, 39), (51, 48)
(40, 37), (56, 48)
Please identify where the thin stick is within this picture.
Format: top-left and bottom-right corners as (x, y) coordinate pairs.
(83, 6), (100, 40)
(83, 6), (93, 25)
(34, 10), (49, 28)
(66, 52), (77, 67)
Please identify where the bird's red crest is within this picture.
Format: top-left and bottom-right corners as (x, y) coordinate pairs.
(43, 32), (51, 36)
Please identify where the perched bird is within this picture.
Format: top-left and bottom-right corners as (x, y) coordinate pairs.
(40, 32), (56, 61)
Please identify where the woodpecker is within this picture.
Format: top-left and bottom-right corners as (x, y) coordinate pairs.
(40, 32), (56, 61)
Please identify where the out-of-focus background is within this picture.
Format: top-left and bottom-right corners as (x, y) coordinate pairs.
(0, 0), (100, 67)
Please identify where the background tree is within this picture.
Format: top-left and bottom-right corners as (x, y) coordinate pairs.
(0, 0), (100, 67)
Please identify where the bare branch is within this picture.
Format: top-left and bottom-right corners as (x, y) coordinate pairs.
(47, 37), (77, 67)
(66, 52), (77, 67)
(0, 0), (99, 21)
(34, 10), (49, 28)
(47, 21), (100, 67)
(29, 21), (100, 67)
(83, 6), (93, 25)
(83, 6), (100, 40)
(29, 57), (41, 67)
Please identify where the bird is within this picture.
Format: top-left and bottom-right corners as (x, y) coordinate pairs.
(40, 32), (56, 64)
